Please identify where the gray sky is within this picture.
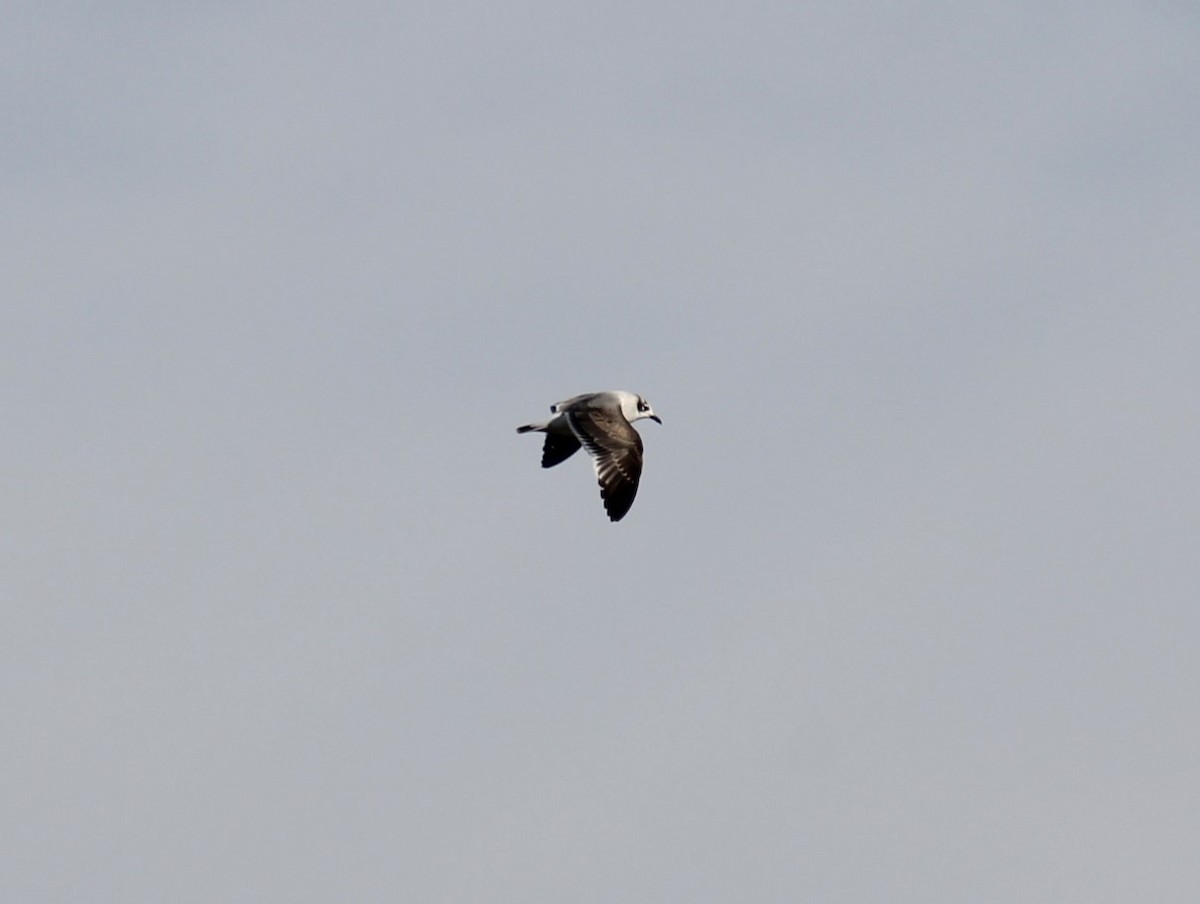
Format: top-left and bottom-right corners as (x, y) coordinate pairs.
(5, 2), (1199, 901)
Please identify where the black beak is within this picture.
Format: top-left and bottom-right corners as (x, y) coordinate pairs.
(650, 415), (662, 424)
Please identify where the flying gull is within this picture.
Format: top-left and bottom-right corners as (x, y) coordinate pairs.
(517, 390), (662, 522)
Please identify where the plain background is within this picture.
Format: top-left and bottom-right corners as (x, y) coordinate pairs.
(5, 2), (1199, 901)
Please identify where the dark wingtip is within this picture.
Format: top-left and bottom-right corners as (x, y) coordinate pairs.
(540, 432), (581, 468)
(600, 486), (637, 522)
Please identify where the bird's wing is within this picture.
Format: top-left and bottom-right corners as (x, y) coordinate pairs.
(566, 405), (644, 521)
(540, 431), (581, 468)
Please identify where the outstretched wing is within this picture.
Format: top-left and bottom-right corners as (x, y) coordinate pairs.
(566, 406), (644, 522)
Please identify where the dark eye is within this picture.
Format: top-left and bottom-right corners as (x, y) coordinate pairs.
(638, 400), (649, 411)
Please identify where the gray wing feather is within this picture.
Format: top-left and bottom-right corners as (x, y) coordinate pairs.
(566, 407), (644, 521)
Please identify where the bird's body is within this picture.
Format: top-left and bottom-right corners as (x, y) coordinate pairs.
(517, 390), (662, 522)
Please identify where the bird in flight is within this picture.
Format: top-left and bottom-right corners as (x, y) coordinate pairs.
(517, 390), (662, 522)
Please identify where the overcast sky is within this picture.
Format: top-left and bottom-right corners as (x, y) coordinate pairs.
(4, 2), (1199, 901)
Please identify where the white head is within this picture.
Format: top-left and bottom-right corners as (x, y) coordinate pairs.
(617, 391), (662, 425)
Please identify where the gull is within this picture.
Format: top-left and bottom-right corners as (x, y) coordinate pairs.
(517, 391), (662, 522)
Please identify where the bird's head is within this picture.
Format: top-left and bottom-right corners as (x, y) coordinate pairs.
(622, 392), (662, 425)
